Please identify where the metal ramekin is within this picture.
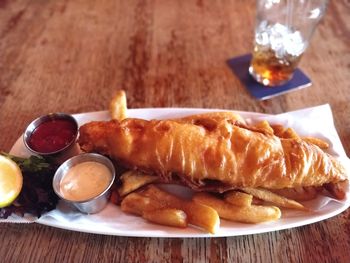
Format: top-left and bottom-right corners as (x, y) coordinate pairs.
(23, 113), (78, 156)
(52, 153), (116, 214)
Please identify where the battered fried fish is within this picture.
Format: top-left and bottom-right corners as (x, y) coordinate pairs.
(78, 112), (347, 192)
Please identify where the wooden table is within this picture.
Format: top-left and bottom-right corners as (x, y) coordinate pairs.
(1, 0), (349, 262)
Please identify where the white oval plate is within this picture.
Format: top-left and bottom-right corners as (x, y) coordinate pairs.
(9, 106), (350, 237)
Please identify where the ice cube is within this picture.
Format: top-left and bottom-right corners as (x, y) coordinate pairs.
(272, 23), (289, 35)
(256, 31), (270, 46)
(284, 31), (306, 56)
(254, 22), (306, 57)
(269, 24), (289, 57)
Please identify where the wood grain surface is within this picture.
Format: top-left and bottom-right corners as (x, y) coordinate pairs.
(0, 0), (349, 262)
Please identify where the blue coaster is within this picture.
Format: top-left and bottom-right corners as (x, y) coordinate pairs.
(227, 54), (311, 100)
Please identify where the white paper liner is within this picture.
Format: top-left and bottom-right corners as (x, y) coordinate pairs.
(2, 104), (350, 237)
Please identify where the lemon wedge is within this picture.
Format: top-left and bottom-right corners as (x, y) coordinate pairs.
(0, 155), (23, 208)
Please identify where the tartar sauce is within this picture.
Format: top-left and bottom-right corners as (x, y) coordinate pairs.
(60, 161), (112, 201)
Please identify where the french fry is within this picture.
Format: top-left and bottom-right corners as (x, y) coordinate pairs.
(271, 125), (301, 140)
(224, 191), (253, 207)
(283, 127), (300, 139)
(121, 193), (188, 228)
(253, 120), (274, 135)
(303, 137), (329, 150)
(109, 90), (127, 121)
(121, 192), (166, 215)
(271, 186), (318, 201)
(142, 185), (220, 233)
(324, 181), (347, 200)
(193, 193), (281, 223)
(118, 170), (158, 197)
(143, 208), (188, 228)
(240, 187), (307, 211)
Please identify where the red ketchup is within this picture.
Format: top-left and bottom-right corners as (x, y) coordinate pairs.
(28, 119), (76, 153)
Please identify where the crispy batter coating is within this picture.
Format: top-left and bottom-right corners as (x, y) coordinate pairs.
(78, 112), (347, 191)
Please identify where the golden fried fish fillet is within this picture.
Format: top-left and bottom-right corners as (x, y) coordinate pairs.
(78, 113), (347, 191)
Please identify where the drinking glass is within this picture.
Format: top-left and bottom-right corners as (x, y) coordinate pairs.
(249, 0), (328, 86)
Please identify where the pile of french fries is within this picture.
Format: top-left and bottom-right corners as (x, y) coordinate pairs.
(107, 90), (346, 233)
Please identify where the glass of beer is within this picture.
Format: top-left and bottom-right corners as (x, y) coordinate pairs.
(249, 0), (328, 87)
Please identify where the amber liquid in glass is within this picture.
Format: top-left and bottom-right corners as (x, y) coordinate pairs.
(249, 45), (303, 86)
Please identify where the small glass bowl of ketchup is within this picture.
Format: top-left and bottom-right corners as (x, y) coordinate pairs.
(23, 113), (78, 157)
